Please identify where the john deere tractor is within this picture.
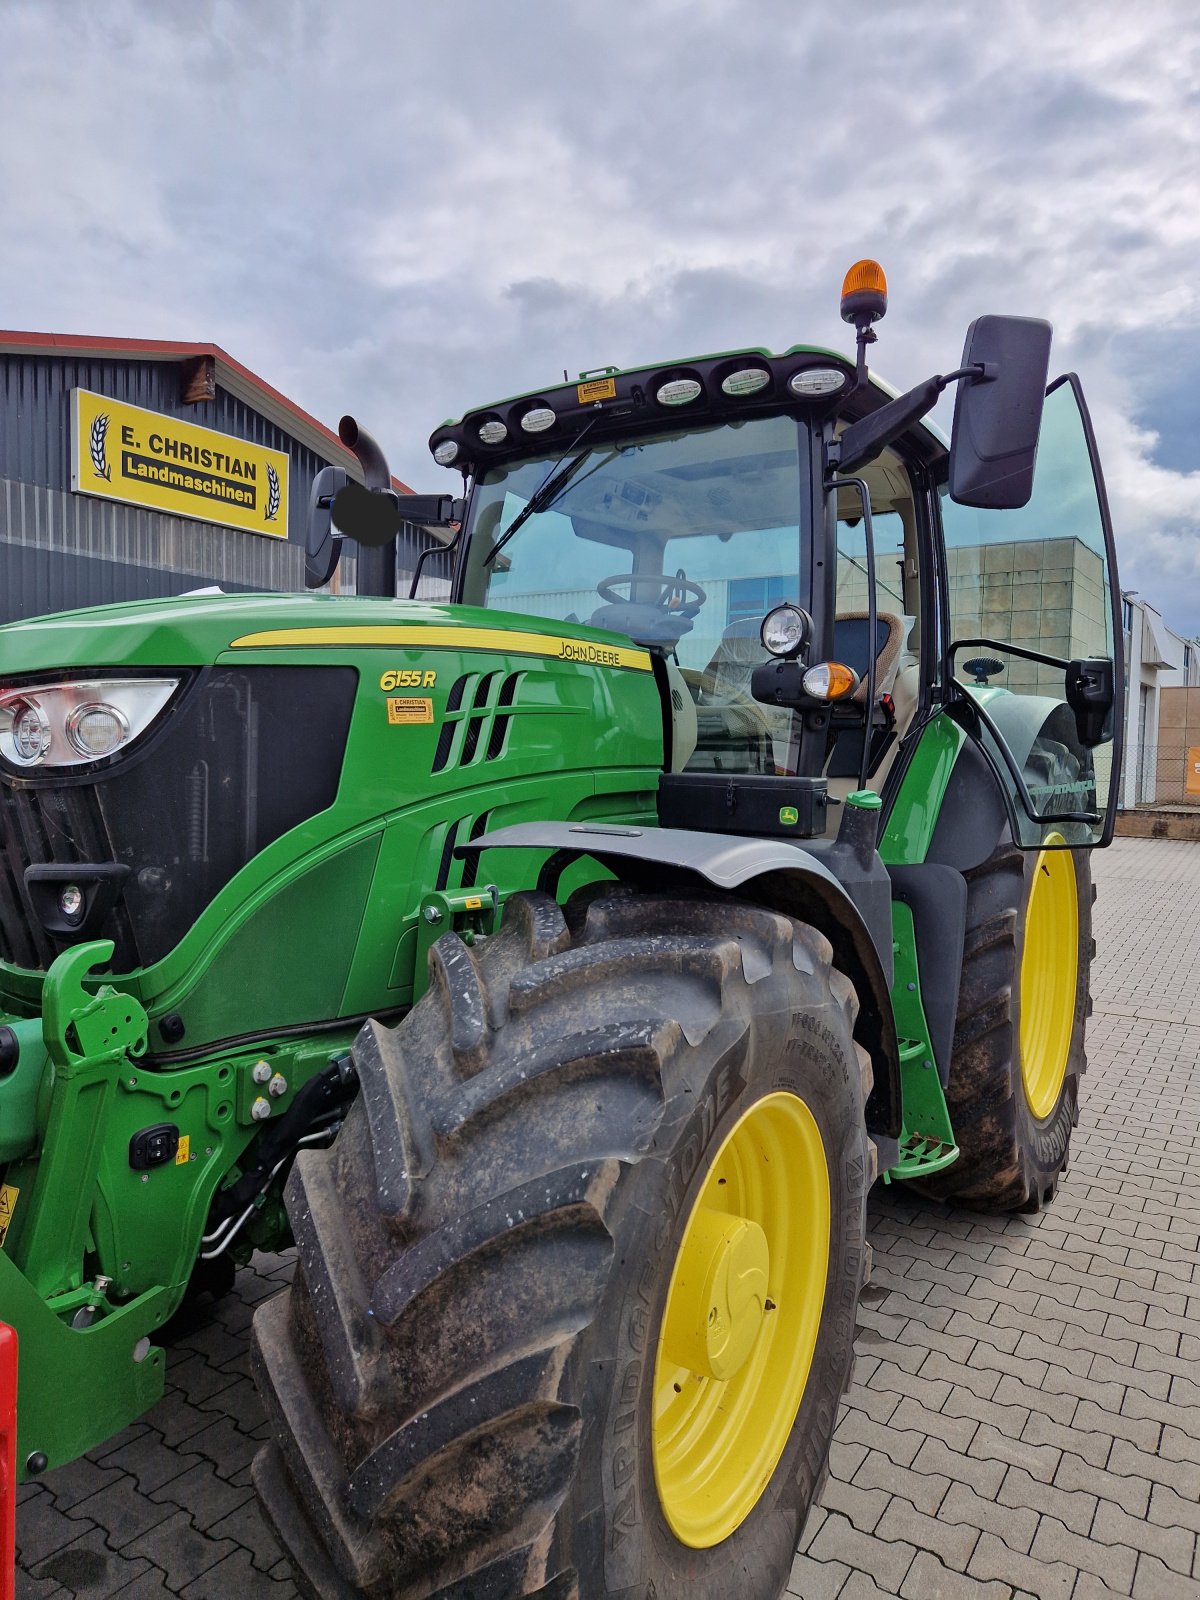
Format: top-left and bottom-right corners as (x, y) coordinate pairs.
(0, 263), (1122, 1599)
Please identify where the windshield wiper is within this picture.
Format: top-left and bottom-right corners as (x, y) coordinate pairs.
(483, 417), (603, 566)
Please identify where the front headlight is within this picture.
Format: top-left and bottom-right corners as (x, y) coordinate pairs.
(0, 678), (179, 770)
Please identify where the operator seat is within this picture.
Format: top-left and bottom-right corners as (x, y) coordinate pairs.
(689, 618), (790, 772)
(685, 610), (919, 783)
(823, 610), (920, 831)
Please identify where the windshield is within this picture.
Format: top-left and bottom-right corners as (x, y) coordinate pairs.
(459, 415), (804, 675)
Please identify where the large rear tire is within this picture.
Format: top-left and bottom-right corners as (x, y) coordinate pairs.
(908, 837), (1093, 1212)
(251, 887), (872, 1599)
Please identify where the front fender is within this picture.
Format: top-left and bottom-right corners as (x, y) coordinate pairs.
(460, 821), (902, 1141)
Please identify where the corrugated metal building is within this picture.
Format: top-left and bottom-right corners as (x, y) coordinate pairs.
(0, 332), (447, 624)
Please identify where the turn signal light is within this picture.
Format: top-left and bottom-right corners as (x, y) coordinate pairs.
(840, 259), (888, 326)
(802, 662), (860, 701)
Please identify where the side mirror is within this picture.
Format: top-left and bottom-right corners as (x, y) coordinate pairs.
(1067, 657), (1115, 748)
(948, 315), (1052, 509)
(305, 465), (349, 589)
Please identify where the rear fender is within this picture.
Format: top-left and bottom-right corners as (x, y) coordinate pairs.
(458, 821), (902, 1141)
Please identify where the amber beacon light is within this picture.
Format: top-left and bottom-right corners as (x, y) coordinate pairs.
(840, 259), (888, 328)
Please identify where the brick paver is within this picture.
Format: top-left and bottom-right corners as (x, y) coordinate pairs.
(790, 837), (1200, 1598)
(15, 837), (1200, 1597)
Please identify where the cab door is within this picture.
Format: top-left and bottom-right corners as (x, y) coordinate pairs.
(939, 374), (1123, 847)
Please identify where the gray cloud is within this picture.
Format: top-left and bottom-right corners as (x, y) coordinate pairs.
(1, 0), (1198, 628)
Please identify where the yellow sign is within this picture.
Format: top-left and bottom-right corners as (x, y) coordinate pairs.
(577, 377), (616, 403)
(0, 1183), (18, 1248)
(176, 1134), (191, 1166)
(71, 388), (289, 539)
(387, 697), (434, 724)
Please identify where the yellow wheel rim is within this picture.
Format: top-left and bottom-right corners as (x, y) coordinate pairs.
(652, 1091), (830, 1548)
(1019, 837), (1078, 1120)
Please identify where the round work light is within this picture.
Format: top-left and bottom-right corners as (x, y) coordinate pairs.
(760, 605), (812, 659)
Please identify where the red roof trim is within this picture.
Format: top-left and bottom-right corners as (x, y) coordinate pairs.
(0, 330), (412, 493)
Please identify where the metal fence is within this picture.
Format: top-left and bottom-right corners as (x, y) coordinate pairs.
(1131, 743), (1200, 808)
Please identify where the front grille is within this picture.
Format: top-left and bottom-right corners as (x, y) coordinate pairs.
(0, 783), (140, 970)
(0, 665), (356, 977)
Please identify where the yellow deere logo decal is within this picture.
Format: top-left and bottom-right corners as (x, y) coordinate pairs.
(231, 625), (652, 673)
(779, 806), (799, 826)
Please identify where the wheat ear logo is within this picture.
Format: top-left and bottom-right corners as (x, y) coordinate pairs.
(89, 414), (111, 481)
(266, 464), (280, 522)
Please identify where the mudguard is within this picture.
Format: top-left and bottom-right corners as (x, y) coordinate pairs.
(458, 821), (902, 1140)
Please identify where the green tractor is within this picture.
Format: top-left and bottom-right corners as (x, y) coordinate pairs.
(0, 263), (1122, 1599)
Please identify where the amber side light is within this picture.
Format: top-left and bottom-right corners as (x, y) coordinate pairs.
(803, 661), (860, 701)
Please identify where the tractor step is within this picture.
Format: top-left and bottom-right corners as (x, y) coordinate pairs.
(883, 1126), (960, 1182)
(883, 902), (961, 1186)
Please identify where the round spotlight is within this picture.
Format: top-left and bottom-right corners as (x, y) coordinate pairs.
(720, 367), (771, 397)
(656, 378), (702, 407)
(478, 419), (508, 445)
(760, 604), (812, 659)
(788, 367), (848, 398)
(67, 703), (129, 759)
(11, 699), (50, 764)
(520, 406), (556, 433)
(432, 440), (459, 466)
(59, 884), (85, 922)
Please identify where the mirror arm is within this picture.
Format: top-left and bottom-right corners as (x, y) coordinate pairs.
(836, 363), (995, 476)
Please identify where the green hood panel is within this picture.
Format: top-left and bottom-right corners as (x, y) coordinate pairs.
(0, 593), (654, 677)
(0, 596), (664, 1037)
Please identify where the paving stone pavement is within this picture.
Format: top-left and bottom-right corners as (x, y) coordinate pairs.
(14, 836), (1200, 1599)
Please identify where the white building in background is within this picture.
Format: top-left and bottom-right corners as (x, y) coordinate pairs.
(1120, 594), (1200, 808)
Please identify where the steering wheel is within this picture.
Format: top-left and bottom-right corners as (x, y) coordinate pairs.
(596, 570), (707, 617)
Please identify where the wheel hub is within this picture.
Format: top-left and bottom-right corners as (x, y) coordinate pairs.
(1020, 839), (1078, 1120)
(652, 1090), (831, 1548)
(661, 1209), (770, 1381)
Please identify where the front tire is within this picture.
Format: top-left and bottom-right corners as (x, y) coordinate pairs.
(909, 837), (1093, 1212)
(251, 888), (872, 1599)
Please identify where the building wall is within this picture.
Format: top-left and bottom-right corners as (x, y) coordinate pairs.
(1118, 599), (1200, 808)
(1154, 688), (1200, 803)
(947, 537), (1108, 697)
(0, 352), (356, 621)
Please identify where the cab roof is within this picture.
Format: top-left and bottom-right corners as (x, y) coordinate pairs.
(428, 343), (949, 476)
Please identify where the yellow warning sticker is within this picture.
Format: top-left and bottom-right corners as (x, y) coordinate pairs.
(577, 377), (616, 403)
(464, 895), (483, 911)
(176, 1135), (191, 1166)
(0, 1183), (18, 1248)
(387, 697), (434, 725)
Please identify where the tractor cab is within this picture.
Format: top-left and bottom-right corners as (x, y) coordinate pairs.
(455, 411), (925, 818)
(324, 260), (1123, 856)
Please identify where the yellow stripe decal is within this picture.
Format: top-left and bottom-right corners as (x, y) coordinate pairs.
(229, 625), (653, 672)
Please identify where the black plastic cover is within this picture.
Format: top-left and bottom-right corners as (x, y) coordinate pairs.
(1066, 657), (1115, 748)
(129, 1123), (179, 1170)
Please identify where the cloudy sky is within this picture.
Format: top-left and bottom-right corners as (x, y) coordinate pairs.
(3, 1), (1199, 629)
